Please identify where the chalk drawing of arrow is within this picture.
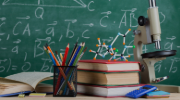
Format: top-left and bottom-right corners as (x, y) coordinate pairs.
(36, 37), (51, 42)
(65, 19), (77, 23)
(60, 49), (65, 51)
(166, 36), (176, 40)
(102, 37), (113, 43)
(16, 16), (30, 19)
(101, 11), (111, 15)
(47, 21), (57, 25)
(74, 0), (87, 7)
(13, 39), (21, 44)
(122, 8), (137, 12)
(0, 17), (6, 21)
(83, 23), (94, 27)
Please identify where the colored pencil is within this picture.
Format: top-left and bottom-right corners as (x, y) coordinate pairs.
(73, 42), (85, 66)
(60, 53), (64, 63)
(78, 47), (87, 61)
(46, 44), (59, 66)
(55, 51), (62, 65)
(45, 44), (73, 91)
(54, 72), (62, 95)
(48, 50), (56, 66)
(59, 67), (75, 94)
(67, 42), (78, 65)
(68, 47), (78, 66)
(69, 43), (82, 66)
(62, 44), (69, 66)
(43, 46), (50, 58)
(60, 53), (67, 66)
(54, 51), (63, 95)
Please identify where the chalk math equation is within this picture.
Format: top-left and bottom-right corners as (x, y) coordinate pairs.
(0, 0), (179, 76)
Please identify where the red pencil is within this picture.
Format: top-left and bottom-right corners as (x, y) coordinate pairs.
(62, 43), (69, 66)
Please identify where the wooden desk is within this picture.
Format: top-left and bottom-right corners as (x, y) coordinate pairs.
(0, 94), (180, 100)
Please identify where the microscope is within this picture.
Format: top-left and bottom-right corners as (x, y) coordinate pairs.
(133, 0), (178, 92)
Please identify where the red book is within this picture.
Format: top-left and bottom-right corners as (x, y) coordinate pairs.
(77, 83), (146, 98)
(77, 59), (141, 72)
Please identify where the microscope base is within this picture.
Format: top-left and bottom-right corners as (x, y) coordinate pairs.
(152, 84), (180, 93)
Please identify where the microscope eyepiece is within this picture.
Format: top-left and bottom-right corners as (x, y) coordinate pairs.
(149, 0), (156, 7)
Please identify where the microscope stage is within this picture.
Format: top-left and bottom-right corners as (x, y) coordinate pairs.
(141, 50), (176, 58)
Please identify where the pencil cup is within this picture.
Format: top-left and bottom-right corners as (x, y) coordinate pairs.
(53, 66), (77, 97)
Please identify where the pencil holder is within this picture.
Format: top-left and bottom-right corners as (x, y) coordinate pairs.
(53, 66), (77, 97)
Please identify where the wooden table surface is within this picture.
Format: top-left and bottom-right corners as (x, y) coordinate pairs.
(0, 94), (180, 100)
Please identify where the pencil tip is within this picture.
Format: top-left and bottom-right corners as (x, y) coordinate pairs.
(55, 51), (58, 55)
(45, 43), (48, 47)
(43, 46), (46, 50)
(67, 43), (69, 47)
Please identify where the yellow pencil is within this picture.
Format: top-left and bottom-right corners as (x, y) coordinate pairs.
(60, 53), (67, 66)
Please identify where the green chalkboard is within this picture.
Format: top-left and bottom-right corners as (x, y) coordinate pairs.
(0, 0), (180, 86)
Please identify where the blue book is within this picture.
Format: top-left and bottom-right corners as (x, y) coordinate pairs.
(0, 91), (32, 97)
(146, 91), (170, 96)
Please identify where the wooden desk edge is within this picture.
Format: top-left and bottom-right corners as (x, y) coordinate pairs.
(0, 93), (180, 100)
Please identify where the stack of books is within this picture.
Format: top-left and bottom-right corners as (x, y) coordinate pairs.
(77, 60), (144, 98)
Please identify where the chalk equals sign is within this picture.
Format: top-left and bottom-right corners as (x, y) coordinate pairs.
(60, 49), (65, 55)
(12, 65), (17, 70)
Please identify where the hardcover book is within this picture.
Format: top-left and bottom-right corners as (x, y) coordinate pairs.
(78, 60), (140, 72)
(77, 83), (145, 98)
(0, 72), (53, 97)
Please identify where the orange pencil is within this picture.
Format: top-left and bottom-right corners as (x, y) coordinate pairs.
(62, 44), (69, 66)
(45, 44), (73, 90)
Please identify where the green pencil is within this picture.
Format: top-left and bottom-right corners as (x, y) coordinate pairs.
(72, 42), (85, 66)
(43, 46), (50, 58)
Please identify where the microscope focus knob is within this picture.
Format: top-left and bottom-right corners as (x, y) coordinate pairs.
(138, 16), (148, 26)
(133, 30), (141, 35)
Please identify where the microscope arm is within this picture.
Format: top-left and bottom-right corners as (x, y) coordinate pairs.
(134, 25), (156, 83)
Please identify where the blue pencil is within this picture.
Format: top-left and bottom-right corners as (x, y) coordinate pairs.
(69, 43), (82, 66)
(48, 50), (56, 66)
